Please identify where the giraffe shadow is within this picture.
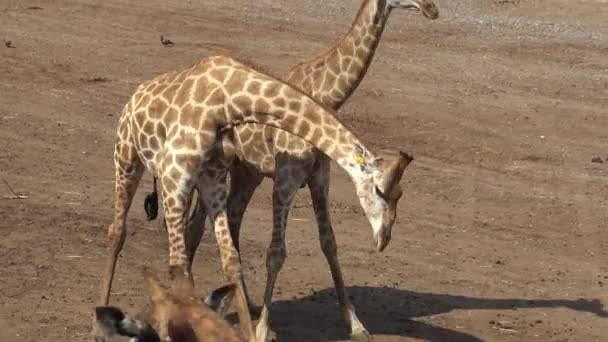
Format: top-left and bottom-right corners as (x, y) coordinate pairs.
(229, 286), (607, 342)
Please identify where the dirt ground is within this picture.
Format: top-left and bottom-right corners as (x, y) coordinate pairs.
(1, 0), (607, 341)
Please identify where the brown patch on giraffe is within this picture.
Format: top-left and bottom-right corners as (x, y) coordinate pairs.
(173, 79), (195, 106)
(263, 83), (281, 98)
(192, 77), (214, 103)
(337, 76), (349, 92)
(149, 136), (160, 150)
(133, 110), (147, 129)
(232, 95), (253, 112)
(145, 82), (159, 94)
(318, 138), (334, 153)
(237, 127), (253, 143)
(162, 177), (178, 195)
(142, 93), (155, 107)
(179, 104), (200, 129)
(191, 60), (213, 75)
(142, 121), (155, 135)
(272, 97), (286, 107)
(302, 77), (312, 91)
(171, 71), (188, 84)
(340, 40), (355, 57)
(326, 54), (341, 74)
(320, 95), (333, 104)
(116, 144), (130, 161)
(148, 98), (168, 119)
(348, 62), (361, 76)
(162, 84), (180, 102)
(224, 70), (249, 92)
(254, 98), (270, 113)
(323, 72), (337, 88)
(355, 47), (368, 61)
(297, 120), (312, 138)
(162, 108), (179, 128)
(208, 67), (229, 82)
(155, 122), (166, 141)
(323, 126), (338, 140)
(288, 100), (302, 113)
(206, 88), (226, 107)
(246, 80), (262, 95)
(275, 131), (287, 148)
(175, 154), (202, 173)
(172, 132), (199, 151)
(302, 109), (321, 123)
(330, 88), (344, 100)
(309, 127), (323, 144)
(132, 91), (144, 106)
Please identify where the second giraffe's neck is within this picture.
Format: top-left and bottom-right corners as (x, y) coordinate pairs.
(330, 0), (392, 106)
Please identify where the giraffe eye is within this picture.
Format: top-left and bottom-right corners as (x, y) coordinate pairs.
(375, 186), (389, 202)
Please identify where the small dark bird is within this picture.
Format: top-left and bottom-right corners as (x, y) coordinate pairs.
(4, 38), (14, 48)
(160, 35), (175, 47)
(591, 157), (604, 164)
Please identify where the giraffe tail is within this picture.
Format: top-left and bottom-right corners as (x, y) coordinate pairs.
(144, 176), (159, 220)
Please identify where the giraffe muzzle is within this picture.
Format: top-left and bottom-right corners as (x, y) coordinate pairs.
(375, 229), (392, 252)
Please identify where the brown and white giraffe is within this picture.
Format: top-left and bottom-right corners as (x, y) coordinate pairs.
(97, 54), (413, 342)
(95, 268), (242, 342)
(141, 0), (436, 340)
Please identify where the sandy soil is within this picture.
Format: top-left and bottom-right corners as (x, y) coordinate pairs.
(1, 0), (607, 341)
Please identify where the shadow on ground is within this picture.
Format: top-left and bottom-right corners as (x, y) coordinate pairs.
(229, 286), (607, 342)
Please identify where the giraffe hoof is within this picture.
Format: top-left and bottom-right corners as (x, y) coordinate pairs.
(351, 327), (372, 342)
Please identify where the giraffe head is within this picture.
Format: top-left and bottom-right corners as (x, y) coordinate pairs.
(353, 148), (414, 252)
(387, 0), (439, 19)
(94, 269), (241, 342)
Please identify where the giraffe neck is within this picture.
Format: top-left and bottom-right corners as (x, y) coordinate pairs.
(334, 0), (391, 103)
(288, 0), (392, 109)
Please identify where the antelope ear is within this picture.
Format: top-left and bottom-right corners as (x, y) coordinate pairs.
(142, 268), (169, 304)
(168, 317), (198, 342)
(95, 306), (126, 330)
(204, 284), (236, 317)
(381, 151), (414, 192)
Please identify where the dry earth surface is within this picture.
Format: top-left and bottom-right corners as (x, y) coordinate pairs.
(1, 0), (607, 341)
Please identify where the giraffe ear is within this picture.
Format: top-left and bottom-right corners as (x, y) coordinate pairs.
(353, 143), (365, 156)
(142, 268), (169, 304)
(380, 151), (414, 193)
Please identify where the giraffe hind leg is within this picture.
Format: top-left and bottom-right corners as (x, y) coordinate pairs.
(198, 166), (257, 342)
(308, 156), (370, 341)
(159, 154), (198, 280)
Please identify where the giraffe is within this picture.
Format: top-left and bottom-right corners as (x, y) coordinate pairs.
(95, 268), (243, 342)
(144, 0), (436, 340)
(96, 54), (413, 342)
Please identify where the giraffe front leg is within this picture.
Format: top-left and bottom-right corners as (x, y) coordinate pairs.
(256, 161), (306, 342)
(226, 160), (264, 309)
(94, 140), (144, 340)
(199, 169), (257, 342)
(308, 156), (371, 341)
